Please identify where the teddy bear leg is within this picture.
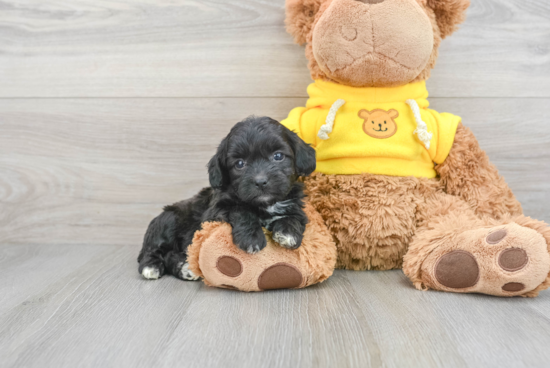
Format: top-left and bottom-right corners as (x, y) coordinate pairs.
(186, 203), (337, 291)
(403, 192), (550, 297)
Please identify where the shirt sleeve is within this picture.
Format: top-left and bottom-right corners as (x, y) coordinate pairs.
(425, 109), (461, 164)
(281, 106), (323, 148)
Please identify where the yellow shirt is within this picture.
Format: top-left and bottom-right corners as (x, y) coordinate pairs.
(281, 80), (461, 178)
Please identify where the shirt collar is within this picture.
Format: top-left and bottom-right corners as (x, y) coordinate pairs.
(306, 79), (429, 106)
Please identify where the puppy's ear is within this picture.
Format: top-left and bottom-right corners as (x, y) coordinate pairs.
(285, 0), (325, 45)
(427, 0), (470, 39)
(285, 128), (316, 177)
(207, 137), (229, 189)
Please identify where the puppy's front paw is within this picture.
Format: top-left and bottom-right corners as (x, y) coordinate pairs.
(233, 227), (267, 254)
(179, 262), (200, 281)
(272, 221), (304, 250)
(273, 232), (302, 249)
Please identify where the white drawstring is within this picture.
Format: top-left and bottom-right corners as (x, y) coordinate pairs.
(318, 99), (346, 140)
(406, 99), (433, 150)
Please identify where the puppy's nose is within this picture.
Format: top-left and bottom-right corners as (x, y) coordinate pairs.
(357, 0), (385, 4)
(254, 176), (268, 189)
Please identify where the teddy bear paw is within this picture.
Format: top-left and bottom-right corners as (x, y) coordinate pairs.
(425, 222), (550, 296)
(214, 255), (304, 291)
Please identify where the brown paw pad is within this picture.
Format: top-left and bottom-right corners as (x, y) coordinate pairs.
(435, 250), (480, 289)
(216, 256), (243, 277)
(258, 263), (303, 291)
(498, 248), (528, 272)
(486, 229), (507, 244)
(502, 282), (525, 292)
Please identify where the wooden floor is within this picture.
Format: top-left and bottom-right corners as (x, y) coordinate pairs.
(1, 0), (549, 367)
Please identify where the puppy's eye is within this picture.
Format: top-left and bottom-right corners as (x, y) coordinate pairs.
(235, 160), (245, 169)
(273, 152), (285, 161)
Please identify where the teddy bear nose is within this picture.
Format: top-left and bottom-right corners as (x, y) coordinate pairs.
(357, 0), (385, 4)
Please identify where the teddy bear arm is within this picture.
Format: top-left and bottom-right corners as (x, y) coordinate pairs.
(435, 122), (523, 220)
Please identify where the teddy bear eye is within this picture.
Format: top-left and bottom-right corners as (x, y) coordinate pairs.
(372, 121), (375, 124)
(384, 121), (387, 124)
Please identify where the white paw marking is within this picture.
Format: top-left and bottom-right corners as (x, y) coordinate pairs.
(142, 266), (160, 280)
(180, 263), (200, 281)
(273, 232), (297, 248)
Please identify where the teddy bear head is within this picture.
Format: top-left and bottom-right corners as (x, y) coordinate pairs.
(285, 0), (470, 87)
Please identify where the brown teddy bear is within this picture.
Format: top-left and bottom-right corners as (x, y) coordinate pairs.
(279, 0), (550, 297)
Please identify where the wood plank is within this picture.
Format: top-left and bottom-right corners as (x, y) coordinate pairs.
(0, 244), (381, 368)
(0, 244), (122, 311)
(157, 271), (382, 368)
(346, 270), (550, 368)
(1, 244), (549, 368)
(0, 97), (548, 247)
(0, 0), (549, 98)
(0, 245), (202, 367)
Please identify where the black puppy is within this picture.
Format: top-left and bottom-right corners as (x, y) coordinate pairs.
(137, 116), (316, 280)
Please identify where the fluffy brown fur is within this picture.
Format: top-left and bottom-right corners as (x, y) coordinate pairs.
(304, 173), (441, 270)
(436, 123), (523, 219)
(285, 0), (324, 45)
(427, 0), (471, 39)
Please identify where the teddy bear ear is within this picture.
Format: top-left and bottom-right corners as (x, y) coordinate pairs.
(427, 0), (471, 39)
(389, 109), (399, 119)
(285, 0), (325, 45)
